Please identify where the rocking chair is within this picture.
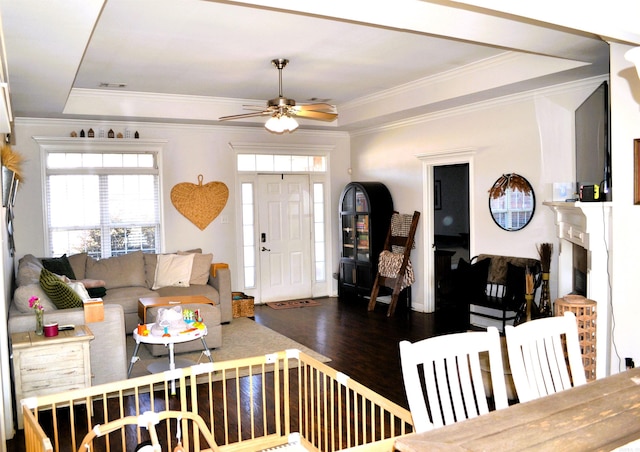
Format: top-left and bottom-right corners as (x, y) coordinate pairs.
(368, 211), (420, 316)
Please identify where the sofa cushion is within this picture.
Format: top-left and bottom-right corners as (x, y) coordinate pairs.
(16, 254), (44, 287)
(143, 253), (158, 288)
(102, 286), (158, 315)
(476, 254), (541, 285)
(86, 250), (147, 289)
(178, 251), (213, 285)
(39, 268), (84, 309)
(13, 284), (58, 313)
(41, 254), (76, 279)
(68, 253), (88, 280)
(152, 253), (195, 289)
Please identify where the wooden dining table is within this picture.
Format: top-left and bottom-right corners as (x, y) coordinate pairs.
(394, 367), (640, 452)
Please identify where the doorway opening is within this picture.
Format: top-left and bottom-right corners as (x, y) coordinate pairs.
(433, 164), (470, 310)
(417, 149), (475, 312)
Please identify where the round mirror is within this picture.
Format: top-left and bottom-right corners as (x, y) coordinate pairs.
(488, 173), (535, 231)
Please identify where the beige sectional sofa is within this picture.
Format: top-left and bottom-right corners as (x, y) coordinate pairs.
(9, 250), (232, 386)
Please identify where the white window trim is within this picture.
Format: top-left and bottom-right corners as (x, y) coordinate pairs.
(33, 137), (167, 256)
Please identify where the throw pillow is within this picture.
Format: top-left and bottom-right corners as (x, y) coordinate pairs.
(152, 253), (195, 290)
(39, 268), (84, 309)
(87, 287), (107, 298)
(504, 263), (527, 309)
(79, 278), (107, 288)
(178, 251), (213, 285)
(67, 280), (91, 301)
(42, 254), (76, 280)
(16, 254), (44, 287)
(78, 278), (106, 298)
(454, 257), (491, 299)
(12, 284), (58, 313)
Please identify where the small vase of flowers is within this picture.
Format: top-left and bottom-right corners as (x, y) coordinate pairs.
(29, 296), (44, 335)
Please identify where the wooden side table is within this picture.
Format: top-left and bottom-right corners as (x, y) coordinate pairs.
(11, 325), (94, 429)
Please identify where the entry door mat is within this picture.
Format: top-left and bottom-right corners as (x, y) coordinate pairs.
(267, 299), (321, 310)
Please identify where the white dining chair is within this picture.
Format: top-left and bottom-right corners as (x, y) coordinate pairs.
(504, 311), (586, 403)
(399, 326), (509, 433)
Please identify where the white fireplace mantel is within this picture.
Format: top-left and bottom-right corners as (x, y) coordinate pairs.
(544, 201), (612, 378)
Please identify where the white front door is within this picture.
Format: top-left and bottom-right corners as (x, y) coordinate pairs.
(258, 174), (312, 302)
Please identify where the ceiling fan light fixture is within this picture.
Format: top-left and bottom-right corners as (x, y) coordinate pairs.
(265, 114), (299, 134)
(218, 58), (337, 127)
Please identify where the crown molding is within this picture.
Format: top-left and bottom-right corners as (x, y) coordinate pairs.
(350, 75), (608, 137)
(15, 117), (349, 139)
(338, 51), (589, 127)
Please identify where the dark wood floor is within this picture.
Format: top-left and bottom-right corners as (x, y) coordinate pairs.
(253, 295), (465, 409)
(6, 295), (464, 451)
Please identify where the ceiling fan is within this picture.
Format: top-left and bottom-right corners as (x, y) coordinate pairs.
(219, 58), (338, 133)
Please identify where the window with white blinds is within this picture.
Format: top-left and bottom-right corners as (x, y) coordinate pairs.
(45, 151), (161, 258)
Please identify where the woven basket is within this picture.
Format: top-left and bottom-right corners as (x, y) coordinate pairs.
(554, 295), (596, 381)
(232, 292), (255, 318)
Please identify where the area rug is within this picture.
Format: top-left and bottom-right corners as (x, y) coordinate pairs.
(267, 299), (321, 310)
(127, 317), (330, 379)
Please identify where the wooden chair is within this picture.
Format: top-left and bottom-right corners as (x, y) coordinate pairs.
(368, 211), (420, 316)
(504, 311), (587, 403)
(399, 326), (509, 433)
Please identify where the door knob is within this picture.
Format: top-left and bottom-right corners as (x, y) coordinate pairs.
(261, 246), (271, 252)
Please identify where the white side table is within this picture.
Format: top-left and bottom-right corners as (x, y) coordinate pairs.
(11, 325), (94, 429)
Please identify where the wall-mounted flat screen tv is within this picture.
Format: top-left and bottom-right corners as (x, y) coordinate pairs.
(575, 81), (611, 201)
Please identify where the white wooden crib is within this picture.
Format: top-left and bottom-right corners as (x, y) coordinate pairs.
(22, 349), (413, 452)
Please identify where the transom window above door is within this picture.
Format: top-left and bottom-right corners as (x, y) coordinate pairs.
(237, 153), (326, 172)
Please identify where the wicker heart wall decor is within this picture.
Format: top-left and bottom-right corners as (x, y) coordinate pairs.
(170, 175), (229, 230)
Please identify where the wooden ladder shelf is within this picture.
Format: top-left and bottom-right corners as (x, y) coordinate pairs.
(368, 211), (420, 317)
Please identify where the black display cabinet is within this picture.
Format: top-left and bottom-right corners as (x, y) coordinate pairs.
(338, 182), (393, 298)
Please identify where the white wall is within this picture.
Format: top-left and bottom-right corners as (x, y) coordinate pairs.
(609, 42), (640, 374)
(350, 79), (606, 314)
(10, 119), (351, 295)
(1, 205), (13, 439)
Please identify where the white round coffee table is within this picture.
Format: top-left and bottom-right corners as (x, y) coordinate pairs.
(128, 323), (213, 393)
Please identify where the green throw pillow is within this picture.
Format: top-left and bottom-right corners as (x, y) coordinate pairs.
(39, 268), (84, 309)
(41, 254), (76, 280)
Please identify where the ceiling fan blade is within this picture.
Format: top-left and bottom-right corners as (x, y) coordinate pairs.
(293, 110), (338, 122)
(219, 111), (271, 121)
(296, 103), (335, 112)
(243, 104), (273, 112)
